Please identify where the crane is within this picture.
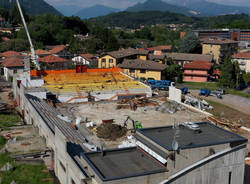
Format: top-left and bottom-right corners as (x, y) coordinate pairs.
(16, 0), (40, 70)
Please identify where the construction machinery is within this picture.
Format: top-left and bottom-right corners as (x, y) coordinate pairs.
(16, 0), (40, 71)
(123, 116), (142, 132)
(199, 89), (223, 99)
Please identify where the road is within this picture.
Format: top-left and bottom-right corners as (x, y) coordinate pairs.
(190, 90), (250, 116)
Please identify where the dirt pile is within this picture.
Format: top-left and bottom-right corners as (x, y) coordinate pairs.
(96, 123), (127, 141)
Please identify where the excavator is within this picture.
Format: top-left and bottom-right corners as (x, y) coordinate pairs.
(123, 116), (143, 133)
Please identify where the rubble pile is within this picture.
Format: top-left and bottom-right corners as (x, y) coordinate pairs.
(156, 101), (186, 114)
(96, 123), (127, 141)
(0, 103), (15, 114)
(184, 96), (213, 111)
(116, 97), (158, 111)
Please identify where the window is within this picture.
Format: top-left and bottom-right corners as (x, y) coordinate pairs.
(140, 69), (146, 73)
(129, 69), (135, 73)
(59, 161), (66, 172)
(109, 59), (113, 63)
(228, 172), (232, 184)
(101, 58), (106, 63)
(14, 69), (17, 74)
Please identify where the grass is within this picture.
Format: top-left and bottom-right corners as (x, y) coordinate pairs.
(0, 153), (54, 184)
(0, 114), (21, 128)
(226, 89), (250, 99)
(0, 136), (7, 149)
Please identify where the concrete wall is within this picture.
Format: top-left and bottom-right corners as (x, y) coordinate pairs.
(169, 86), (182, 103)
(124, 69), (162, 80)
(163, 145), (246, 184)
(202, 44), (221, 64)
(4, 67), (24, 81)
(98, 55), (117, 68)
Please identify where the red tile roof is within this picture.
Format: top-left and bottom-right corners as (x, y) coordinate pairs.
(184, 60), (214, 70)
(148, 45), (171, 51)
(80, 54), (95, 60)
(232, 52), (250, 59)
(35, 49), (51, 55)
(1, 51), (21, 58)
(1, 37), (10, 41)
(39, 55), (68, 63)
(1, 56), (24, 68)
(49, 45), (66, 54)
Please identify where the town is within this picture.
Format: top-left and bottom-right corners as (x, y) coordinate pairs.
(0, 0), (250, 184)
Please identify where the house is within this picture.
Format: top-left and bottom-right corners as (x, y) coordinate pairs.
(232, 52), (250, 73)
(183, 60), (214, 82)
(0, 56), (25, 81)
(72, 54), (98, 68)
(47, 45), (70, 58)
(39, 55), (68, 70)
(147, 45), (172, 55)
(0, 27), (13, 34)
(98, 48), (149, 68)
(148, 54), (166, 64)
(201, 38), (238, 64)
(1, 51), (21, 59)
(35, 49), (51, 57)
(119, 59), (167, 80)
(166, 53), (213, 67)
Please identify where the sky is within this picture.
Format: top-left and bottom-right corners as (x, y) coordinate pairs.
(44, 0), (250, 9)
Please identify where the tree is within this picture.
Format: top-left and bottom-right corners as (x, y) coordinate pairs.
(178, 32), (200, 53)
(165, 64), (183, 83)
(0, 7), (9, 21)
(8, 5), (28, 26)
(243, 73), (250, 83)
(0, 39), (29, 52)
(219, 53), (235, 88)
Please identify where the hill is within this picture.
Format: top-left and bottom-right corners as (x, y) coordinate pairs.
(89, 10), (250, 29)
(75, 5), (120, 19)
(166, 0), (250, 16)
(126, 0), (199, 16)
(0, 0), (61, 15)
(54, 5), (81, 16)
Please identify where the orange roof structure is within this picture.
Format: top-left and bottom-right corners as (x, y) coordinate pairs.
(36, 49), (51, 56)
(49, 45), (66, 54)
(1, 37), (10, 41)
(39, 55), (68, 63)
(232, 52), (250, 59)
(184, 60), (214, 70)
(148, 45), (171, 51)
(1, 56), (24, 67)
(1, 51), (21, 58)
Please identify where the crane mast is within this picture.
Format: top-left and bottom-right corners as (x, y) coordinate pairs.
(16, 0), (41, 70)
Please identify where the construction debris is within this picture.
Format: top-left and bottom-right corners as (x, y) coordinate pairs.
(116, 97), (158, 111)
(156, 101), (186, 114)
(96, 123), (127, 141)
(118, 136), (136, 148)
(0, 162), (13, 172)
(207, 116), (241, 131)
(184, 95), (213, 111)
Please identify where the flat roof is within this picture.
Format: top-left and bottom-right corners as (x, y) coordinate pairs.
(137, 122), (247, 150)
(83, 147), (167, 181)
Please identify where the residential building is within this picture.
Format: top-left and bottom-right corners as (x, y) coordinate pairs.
(147, 45), (172, 55)
(0, 56), (25, 81)
(201, 38), (238, 64)
(35, 49), (51, 57)
(148, 54), (166, 64)
(232, 52), (250, 73)
(39, 55), (69, 70)
(183, 60), (214, 82)
(0, 27), (13, 34)
(166, 53), (213, 67)
(98, 48), (149, 68)
(47, 45), (70, 58)
(119, 59), (167, 80)
(72, 54), (98, 68)
(1, 51), (21, 59)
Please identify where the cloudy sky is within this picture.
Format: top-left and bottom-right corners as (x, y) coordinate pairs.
(44, 0), (250, 9)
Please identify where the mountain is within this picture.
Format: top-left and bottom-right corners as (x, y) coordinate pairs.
(166, 0), (250, 16)
(75, 5), (120, 19)
(54, 5), (82, 16)
(0, 0), (61, 15)
(126, 0), (200, 16)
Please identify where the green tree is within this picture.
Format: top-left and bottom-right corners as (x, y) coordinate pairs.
(219, 54), (235, 88)
(0, 7), (9, 21)
(243, 73), (250, 83)
(178, 32), (200, 53)
(8, 4), (28, 26)
(0, 39), (29, 52)
(165, 64), (183, 83)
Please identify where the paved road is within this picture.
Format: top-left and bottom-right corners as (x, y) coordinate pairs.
(190, 90), (250, 115)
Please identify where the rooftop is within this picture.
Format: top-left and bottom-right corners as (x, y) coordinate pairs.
(166, 53), (213, 62)
(0, 56), (24, 68)
(39, 55), (68, 63)
(48, 45), (66, 54)
(119, 59), (167, 71)
(83, 147), (167, 181)
(148, 45), (171, 51)
(136, 122), (247, 151)
(201, 38), (238, 45)
(35, 49), (51, 56)
(232, 52), (250, 59)
(107, 48), (149, 59)
(1, 51), (21, 58)
(183, 60), (214, 70)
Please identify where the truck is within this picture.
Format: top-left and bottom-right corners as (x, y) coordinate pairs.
(147, 80), (171, 90)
